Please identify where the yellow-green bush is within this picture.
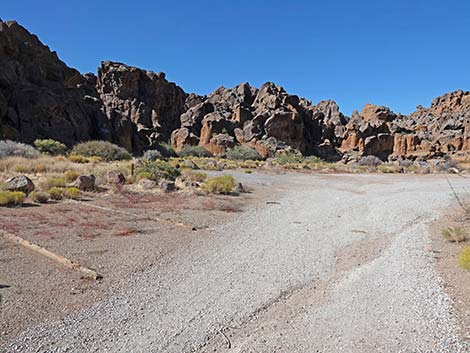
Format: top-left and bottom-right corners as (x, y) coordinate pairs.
(30, 191), (50, 204)
(64, 170), (80, 183)
(69, 154), (89, 163)
(63, 187), (81, 200)
(0, 191), (26, 206)
(48, 187), (63, 200)
(202, 175), (235, 194)
(34, 139), (67, 155)
(458, 246), (470, 270)
(135, 171), (153, 182)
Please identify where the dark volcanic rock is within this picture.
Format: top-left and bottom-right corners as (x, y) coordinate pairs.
(97, 61), (187, 151)
(1, 19), (469, 162)
(0, 20), (110, 145)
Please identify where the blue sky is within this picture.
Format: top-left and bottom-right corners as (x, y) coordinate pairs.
(2, 0), (469, 115)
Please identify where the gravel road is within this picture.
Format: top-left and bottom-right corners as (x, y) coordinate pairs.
(5, 172), (469, 353)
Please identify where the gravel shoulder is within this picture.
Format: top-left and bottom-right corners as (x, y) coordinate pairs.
(3, 172), (469, 353)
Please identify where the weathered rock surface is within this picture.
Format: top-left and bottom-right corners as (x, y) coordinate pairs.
(4, 175), (34, 194)
(74, 175), (95, 191)
(0, 20), (469, 161)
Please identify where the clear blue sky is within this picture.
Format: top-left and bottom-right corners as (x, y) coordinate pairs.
(3, 0), (469, 115)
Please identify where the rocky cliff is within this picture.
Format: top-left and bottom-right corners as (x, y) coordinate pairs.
(1, 19), (469, 161)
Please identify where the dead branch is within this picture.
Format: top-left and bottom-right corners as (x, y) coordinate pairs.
(446, 176), (469, 214)
(0, 230), (102, 280)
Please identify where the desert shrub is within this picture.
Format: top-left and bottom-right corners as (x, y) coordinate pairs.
(63, 187), (81, 200)
(64, 170), (80, 182)
(143, 149), (164, 161)
(0, 191), (26, 206)
(459, 246), (470, 270)
(441, 226), (467, 243)
(274, 151), (304, 165)
(71, 141), (131, 161)
(30, 191), (50, 204)
(244, 169), (253, 174)
(0, 140), (40, 159)
(226, 146), (263, 161)
(135, 171), (153, 181)
(177, 145), (212, 158)
(156, 142), (176, 158)
(358, 155), (383, 166)
(48, 187), (63, 200)
(202, 175), (235, 194)
(34, 139), (67, 155)
(136, 160), (180, 182)
(182, 170), (207, 182)
(40, 177), (66, 190)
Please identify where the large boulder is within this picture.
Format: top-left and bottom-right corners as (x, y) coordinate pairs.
(4, 175), (34, 194)
(171, 127), (199, 151)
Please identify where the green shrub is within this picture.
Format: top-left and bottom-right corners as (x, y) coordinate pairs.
(459, 246), (470, 270)
(441, 226), (467, 243)
(156, 142), (176, 158)
(0, 140), (40, 159)
(40, 177), (66, 190)
(48, 187), (63, 200)
(304, 155), (323, 164)
(0, 191), (26, 206)
(226, 145), (263, 161)
(64, 170), (80, 183)
(244, 169), (253, 174)
(136, 160), (181, 182)
(34, 139), (67, 155)
(63, 187), (81, 200)
(135, 171), (153, 182)
(30, 191), (50, 204)
(202, 175), (236, 194)
(71, 141), (131, 161)
(274, 151), (304, 165)
(177, 145), (212, 158)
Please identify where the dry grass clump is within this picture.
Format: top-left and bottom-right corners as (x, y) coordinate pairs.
(0, 156), (79, 174)
(40, 176), (66, 190)
(202, 175), (235, 194)
(181, 170), (207, 182)
(459, 246), (470, 270)
(377, 164), (402, 173)
(441, 226), (467, 243)
(0, 191), (26, 206)
(30, 191), (50, 204)
(64, 170), (80, 182)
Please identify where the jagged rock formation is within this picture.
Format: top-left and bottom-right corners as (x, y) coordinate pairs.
(0, 20), (110, 146)
(0, 19), (469, 161)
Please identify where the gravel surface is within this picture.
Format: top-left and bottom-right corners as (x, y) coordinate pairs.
(4, 172), (469, 353)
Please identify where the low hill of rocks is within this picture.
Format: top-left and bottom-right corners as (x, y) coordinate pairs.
(1, 19), (469, 161)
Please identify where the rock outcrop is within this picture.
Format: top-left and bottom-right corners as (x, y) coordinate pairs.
(0, 19), (469, 161)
